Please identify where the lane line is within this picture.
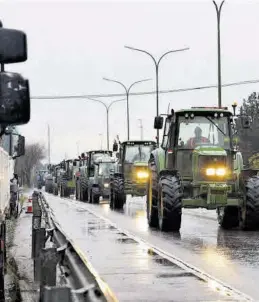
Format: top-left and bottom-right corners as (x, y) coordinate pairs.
(77, 203), (255, 302)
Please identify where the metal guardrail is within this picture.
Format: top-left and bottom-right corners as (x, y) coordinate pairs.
(31, 190), (117, 302)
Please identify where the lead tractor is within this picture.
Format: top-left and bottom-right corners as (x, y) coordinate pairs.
(147, 106), (259, 232)
(110, 140), (157, 210)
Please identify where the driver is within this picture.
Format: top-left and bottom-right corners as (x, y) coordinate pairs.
(187, 126), (210, 148)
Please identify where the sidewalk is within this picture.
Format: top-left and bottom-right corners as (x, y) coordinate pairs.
(7, 209), (39, 301)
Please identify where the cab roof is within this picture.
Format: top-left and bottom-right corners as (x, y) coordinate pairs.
(176, 107), (232, 115)
(121, 140), (156, 145)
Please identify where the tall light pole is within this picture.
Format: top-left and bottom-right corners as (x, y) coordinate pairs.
(99, 133), (103, 150)
(138, 119), (143, 140)
(76, 141), (80, 156)
(124, 45), (189, 145)
(86, 97), (126, 150)
(47, 124), (50, 165)
(103, 78), (151, 140)
(213, 0), (225, 108)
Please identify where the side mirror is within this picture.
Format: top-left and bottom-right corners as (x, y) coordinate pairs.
(241, 116), (250, 129)
(113, 142), (118, 152)
(0, 72), (30, 125)
(81, 152), (85, 159)
(154, 116), (164, 129)
(0, 27), (27, 64)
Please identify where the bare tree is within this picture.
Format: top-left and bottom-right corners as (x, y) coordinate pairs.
(15, 142), (46, 187)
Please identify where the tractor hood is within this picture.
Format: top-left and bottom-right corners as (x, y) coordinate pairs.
(133, 161), (148, 167)
(193, 146), (227, 156)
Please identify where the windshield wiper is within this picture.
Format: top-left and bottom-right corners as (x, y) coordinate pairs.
(206, 116), (226, 136)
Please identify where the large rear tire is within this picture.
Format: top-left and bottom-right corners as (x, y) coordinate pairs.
(242, 176), (259, 230)
(146, 158), (159, 228)
(80, 178), (88, 202)
(158, 174), (182, 232)
(113, 176), (126, 210)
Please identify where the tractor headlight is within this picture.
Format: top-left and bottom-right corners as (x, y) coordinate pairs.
(104, 183), (109, 188)
(205, 167), (226, 176)
(136, 171), (149, 179)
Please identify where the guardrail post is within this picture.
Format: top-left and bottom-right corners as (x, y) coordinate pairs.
(40, 286), (73, 302)
(39, 247), (58, 295)
(32, 192), (42, 258)
(33, 228), (46, 282)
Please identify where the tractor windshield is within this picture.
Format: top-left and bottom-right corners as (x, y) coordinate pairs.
(98, 162), (114, 176)
(177, 115), (231, 150)
(125, 144), (153, 163)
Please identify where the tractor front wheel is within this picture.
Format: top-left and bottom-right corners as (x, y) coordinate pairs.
(92, 187), (100, 204)
(113, 176), (126, 210)
(241, 176), (259, 230)
(158, 174), (183, 232)
(217, 206), (239, 229)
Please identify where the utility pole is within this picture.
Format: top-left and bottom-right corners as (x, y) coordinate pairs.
(99, 133), (103, 150)
(47, 124), (50, 165)
(76, 141), (80, 156)
(213, 0), (225, 107)
(138, 119), (143, 140)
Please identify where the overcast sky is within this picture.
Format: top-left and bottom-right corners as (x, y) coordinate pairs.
(1, 0), (259, 163)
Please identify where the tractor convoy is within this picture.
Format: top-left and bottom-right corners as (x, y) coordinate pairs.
(42, 103), (259, 233)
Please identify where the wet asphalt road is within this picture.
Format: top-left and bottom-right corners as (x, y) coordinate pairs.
(46, 194), (259, 301)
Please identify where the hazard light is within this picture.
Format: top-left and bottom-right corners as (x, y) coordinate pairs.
(191, 106), (228, 110)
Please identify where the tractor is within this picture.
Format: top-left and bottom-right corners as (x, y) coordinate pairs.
(147, 106), (259, 232)
(88, 156), (115, 203)
(60, 159), (80, 197)
(75, 150), (112, 202)
(110, 140), (156, 210)
(36, 169), (48, 189)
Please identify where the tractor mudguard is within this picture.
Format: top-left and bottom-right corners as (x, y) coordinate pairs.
(114, 172), (124, 179)
(158, 169), (179, 178)
(149, 148), (165, 175)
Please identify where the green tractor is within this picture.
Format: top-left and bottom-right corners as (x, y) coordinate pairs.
(147, 106), (259, 232)
(60, 159), (80, 197)
(110, 140), (156, 210)
(75, 150), (112, 202)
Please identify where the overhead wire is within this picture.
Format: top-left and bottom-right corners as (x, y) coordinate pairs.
(31, 79), (259, 100)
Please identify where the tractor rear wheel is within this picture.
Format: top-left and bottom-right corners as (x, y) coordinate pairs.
(80, 178), (88, 202)
(146, 158), (159, 228)
(113, 176), (126, 210)
(242, 176), (259, 230)
(110, 180), (114, 209)
(158, 174), (182, 232)
(217, 206), (239, 229)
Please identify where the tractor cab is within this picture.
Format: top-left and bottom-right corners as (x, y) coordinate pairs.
(155, 107), (234, 182)
(87, 150), (112, 177)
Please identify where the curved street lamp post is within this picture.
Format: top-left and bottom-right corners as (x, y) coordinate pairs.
(103, 78), (151, 140)
(124, 45), (189, 145)
(86, 97), (126, 150)
(213, 0), (225, 108)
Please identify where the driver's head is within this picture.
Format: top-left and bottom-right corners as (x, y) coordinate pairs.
(194, 126), (202, 138)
